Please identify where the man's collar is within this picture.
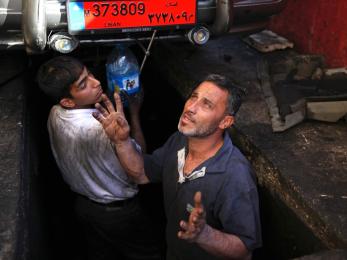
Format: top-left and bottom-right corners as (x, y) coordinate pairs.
(178, 132), (234, 179)
(202, 132), (234, 173)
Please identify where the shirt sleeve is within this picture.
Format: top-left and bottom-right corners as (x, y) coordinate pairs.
(215, 163), (262, 251)
(131, 138), (142, 153)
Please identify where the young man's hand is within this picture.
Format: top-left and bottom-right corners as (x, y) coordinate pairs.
(123, 89), (147, 153)
(93, 93), (130, 144)
(124, 89), (144, 117)
(178, 191), (207, 243)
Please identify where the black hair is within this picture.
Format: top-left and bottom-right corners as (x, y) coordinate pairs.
(37, 56), (84, 101)
(192, 74), (245, 115)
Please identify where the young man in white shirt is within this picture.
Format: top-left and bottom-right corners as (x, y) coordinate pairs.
(37, 56), (160, 260)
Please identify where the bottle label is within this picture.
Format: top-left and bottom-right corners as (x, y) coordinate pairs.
(107, 72), (140, 95)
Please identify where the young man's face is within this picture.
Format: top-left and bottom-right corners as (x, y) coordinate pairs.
(67, 66), (103, 108)
(178, 81), (233, 138)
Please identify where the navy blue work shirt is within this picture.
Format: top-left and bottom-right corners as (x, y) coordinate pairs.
(144, 131), (262, 260)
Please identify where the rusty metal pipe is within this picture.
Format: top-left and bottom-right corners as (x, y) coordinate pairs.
(211, 0), (233, 35)
(22, 0), (47, 53)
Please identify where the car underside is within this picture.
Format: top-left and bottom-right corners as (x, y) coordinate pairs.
(0, 0), (287, 54)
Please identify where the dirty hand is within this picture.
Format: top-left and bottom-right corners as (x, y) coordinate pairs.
(178, 191), (207, 243)
(93, 93), (130, 143)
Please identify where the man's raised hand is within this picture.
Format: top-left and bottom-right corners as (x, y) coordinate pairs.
(93, 93), (130, 144)
(178, 191), (207, 243)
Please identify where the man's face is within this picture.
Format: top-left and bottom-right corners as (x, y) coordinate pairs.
(178, 81), (232, 138)
(68, 66), (103, 108)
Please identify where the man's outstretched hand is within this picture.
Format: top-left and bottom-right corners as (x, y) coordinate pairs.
(93, 93), (130, 144)
(178, 191), (251, 259)
(178, 191), (207, 243)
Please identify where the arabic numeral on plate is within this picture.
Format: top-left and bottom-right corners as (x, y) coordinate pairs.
(182, 11), (187, 21)
(92, 3), (100, 16)
(101, 3), (109, 16)
(138, 3), (145, 15)
(129, 3), (136, 15)
(120, 3), (128, 15)
(111, 3), (119, 16)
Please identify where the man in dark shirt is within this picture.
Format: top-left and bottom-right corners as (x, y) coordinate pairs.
(93, 74), (262, 259)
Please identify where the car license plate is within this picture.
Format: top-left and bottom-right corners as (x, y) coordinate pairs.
(67, 0), (197, 34)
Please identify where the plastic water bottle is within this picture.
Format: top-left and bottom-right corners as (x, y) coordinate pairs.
(106, 45), (140, 105)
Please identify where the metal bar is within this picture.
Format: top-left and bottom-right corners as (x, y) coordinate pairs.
(140, 30), (157, 73)
(79, 34), (181, 45)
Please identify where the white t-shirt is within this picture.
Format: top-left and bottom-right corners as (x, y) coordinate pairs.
(47, 105), (138, 203)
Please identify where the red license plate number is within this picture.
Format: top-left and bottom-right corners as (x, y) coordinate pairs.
(83, 0), (197, 30)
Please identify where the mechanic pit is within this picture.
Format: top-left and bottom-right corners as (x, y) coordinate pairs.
(1, 35), (346, 260)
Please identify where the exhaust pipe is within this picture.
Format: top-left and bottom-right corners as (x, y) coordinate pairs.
(210, 0), (233, 35)
(22, 0), (47, 53)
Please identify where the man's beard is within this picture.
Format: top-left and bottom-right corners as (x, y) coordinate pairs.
(178, 116), (220, 138)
